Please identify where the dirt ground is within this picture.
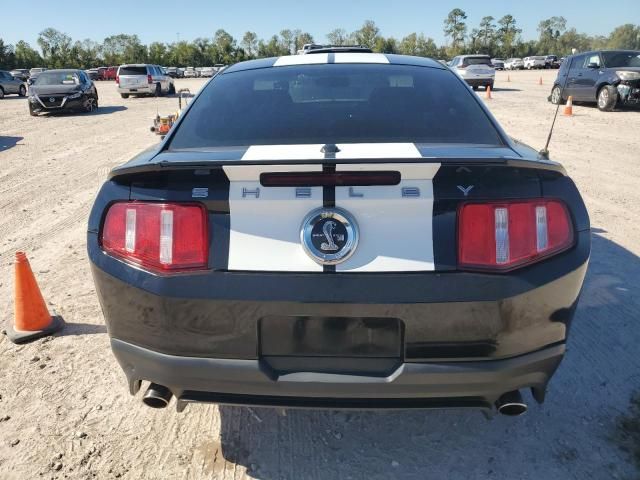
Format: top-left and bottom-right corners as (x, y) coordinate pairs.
(1, 70), (639, 480)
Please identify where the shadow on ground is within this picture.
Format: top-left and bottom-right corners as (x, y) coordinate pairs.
(56, 322), (107, 336)
(213, 230), (640, 479)
(38, 106), (127, 117)
(0, 136), (24, 152)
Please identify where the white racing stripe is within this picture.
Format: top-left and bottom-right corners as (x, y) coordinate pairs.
(335, 163), (441, 272)
(334, 53), (389, 64)
(224, 164), (323, 272)
(241, 144), (326, 161)
(273, 54), (329, 66)
(241, 143), (421, 161)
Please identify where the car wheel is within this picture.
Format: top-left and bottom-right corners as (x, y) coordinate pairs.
(0, 88), (4, 99)
(84, 96), (97, 113)
(155, 83), (162, 97)
(18, 85), (26, 97)
(550, 85), (563, 104)
(120, 93), (129, 99)
(169, 83), (175, 95)
(471, 85), (478, 91)
(597, 85), (617, 112)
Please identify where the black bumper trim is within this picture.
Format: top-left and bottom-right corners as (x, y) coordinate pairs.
(112, 338), (565, 410)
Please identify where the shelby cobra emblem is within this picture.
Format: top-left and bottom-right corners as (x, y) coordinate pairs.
(300, 207), (359, 265)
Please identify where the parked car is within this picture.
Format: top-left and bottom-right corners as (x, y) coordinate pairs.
(200, 67), (215, 77)
(491, 58), (505, 70)
(95, 67), (107, 80)
(27, 69), (98, 115)
(28, 67), (47, 85)
(183, 67), (197, 78)
(544, 55), (561, 69)
(89, 47), (589, 416)
(85, 69), (100, 81)
(165, 67), (179, 78)
(116, 64), (175, 98)
(0, 70), (27, 98)
(449, 54), (495, 90)
(524, 56), (546, 69)
(504, 58), (524, 70)
(103, 66), (118, 81)
(549, 49), (640, 111)
(10, 69), (30, 82)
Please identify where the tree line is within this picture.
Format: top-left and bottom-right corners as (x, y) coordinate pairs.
(1, 12), (639, 70)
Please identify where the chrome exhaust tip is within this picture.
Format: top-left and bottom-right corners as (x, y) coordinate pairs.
(495, 390), (528, 416)
(142, 383), (173, 409)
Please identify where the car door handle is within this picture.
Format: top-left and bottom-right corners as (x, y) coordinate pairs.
(577, 73), (583, 77)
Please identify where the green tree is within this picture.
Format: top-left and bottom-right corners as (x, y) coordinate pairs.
(537, 16), (567, 54)
(0, 38), (16, 69)
(497, 15), (521, 57)
(38, 28), (73, 68)
(607, 24), (640, 49)
(443, 8), (467, 54)
(294, 31), (315, 51)
(13, 41), (42, 68)
(214, 29), (236, 63)
(241, 31), (258, 57)
(326, 28), (349, 46)
(478, 16), (496, 54)
(74, 39), (102, 68)
(353, 20), (380, 48)
(148, 42), (167, 65)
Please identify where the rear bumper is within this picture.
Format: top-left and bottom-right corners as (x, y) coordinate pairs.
(118, 85), (154, 94)
(463, 78), (494, 87)
(113, 338), (565, 411)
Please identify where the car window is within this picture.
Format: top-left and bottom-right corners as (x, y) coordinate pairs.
(601, 51), (640, 68)
(462, 56), (492, 66)
(34, 71), (80, 86)
(568, 55), (584, 72)
(584, 54), (601, 68)
(119, 66), (147, 76)
(169, 64), (504, 149)
(0, 71), (9, 79)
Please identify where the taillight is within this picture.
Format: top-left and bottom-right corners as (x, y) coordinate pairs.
(458, 200), (573, 271)
(147, 74), (153, 84)
(101, 202), (208, 273)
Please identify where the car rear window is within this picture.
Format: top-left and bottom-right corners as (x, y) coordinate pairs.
(462, 57), (492, 66)
(169, 64), (503, 149)
(119, 66), (147, 76)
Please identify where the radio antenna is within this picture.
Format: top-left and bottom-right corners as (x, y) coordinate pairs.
(538, 56), (574, 160)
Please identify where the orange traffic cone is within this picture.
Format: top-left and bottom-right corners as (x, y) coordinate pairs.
(563, 96), (573, 116)
(538, 76), (543, 86)
(6, 252), (64, 344)
(485, 85), (492, 99)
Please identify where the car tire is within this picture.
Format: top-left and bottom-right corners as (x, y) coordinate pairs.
(597, 85), (617, 112)
(120, 93), (129, 99)
(0, 87), (4, 99)
(169, 83), (175, 95)
(550, 85), (563, 104)
(471, 85), (478, 91)
(18, 85), (26, 97)
(84, 96), (97, 113)
(154, 83), (162, 97)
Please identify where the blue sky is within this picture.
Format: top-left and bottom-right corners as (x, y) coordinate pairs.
(3, 0), (639, 48)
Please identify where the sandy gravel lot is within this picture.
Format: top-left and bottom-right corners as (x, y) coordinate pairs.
(1, 70), (639, 480)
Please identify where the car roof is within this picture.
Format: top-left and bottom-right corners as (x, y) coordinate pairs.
(38, 69), (82, 73)
(223, 52), (446, 74)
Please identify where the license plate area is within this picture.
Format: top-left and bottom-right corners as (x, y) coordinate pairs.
(259, 316), (403, 376)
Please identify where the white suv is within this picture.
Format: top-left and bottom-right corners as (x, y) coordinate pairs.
(523, 56), (546, 69)
(116, 64), (175, 98)
(449, 55), (495, 90)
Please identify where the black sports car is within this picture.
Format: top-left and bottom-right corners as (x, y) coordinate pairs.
(89, 47), (590, 416)
(28, 69), (99, 116)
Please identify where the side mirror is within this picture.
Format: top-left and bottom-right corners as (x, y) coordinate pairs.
(587, 62), (599, 69)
